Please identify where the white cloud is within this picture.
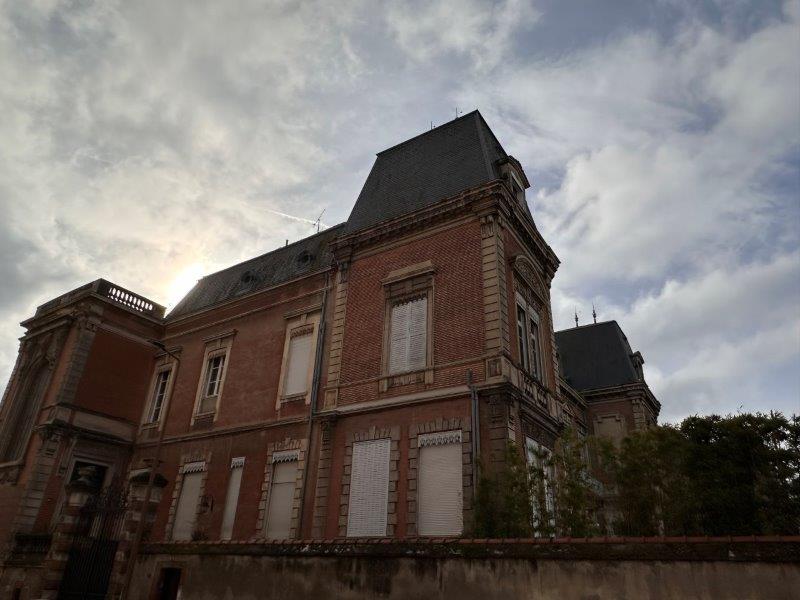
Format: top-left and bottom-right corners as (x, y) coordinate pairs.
(0, 0), (796, 423)
(386, 0), (540, 70)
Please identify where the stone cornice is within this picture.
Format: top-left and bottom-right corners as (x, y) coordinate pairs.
(582, 381), (661, 415)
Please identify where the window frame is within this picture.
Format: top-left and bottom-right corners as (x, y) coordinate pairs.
(220, 457), (245, 540)
(276, 311), (320, 408)
(192, 335), (233, 422)
(379, 261), (436, 391)
(515, 292), (544, 383)
(143, 361), (175, 428)
(510, 171), (526, 206)
(387, 295), (429, 376)
(264, 452), (300, 539)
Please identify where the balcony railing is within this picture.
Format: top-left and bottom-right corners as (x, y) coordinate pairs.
(32, 279), (165, 320)
(96, 280), (164, 317)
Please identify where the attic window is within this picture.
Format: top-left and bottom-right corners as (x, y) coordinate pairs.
(510, 172), (526, 206)
(240, 271), (257, 285)
(296, 251), (313, 267)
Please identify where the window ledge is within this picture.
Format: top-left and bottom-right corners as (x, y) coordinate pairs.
(280, 393), (308, 404)
(379, 367), (433, 392)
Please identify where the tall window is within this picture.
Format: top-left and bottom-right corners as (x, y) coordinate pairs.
(146, 369), (171, 424)
(265, 454), (299, 539)
(277, 314), (319, 406)
(525, 437), (554, 535)
(347, 439), (390, 537)
(389, 296), (427, 374)
(283, 331), (313, 397)
(516, 305), (529, 372)
(417, 431), (463, 536)
(196, 348), (228, 416)
(220, 457), (244, 540)
(516, 294), (543, 381)
(172, 462), (205, 541)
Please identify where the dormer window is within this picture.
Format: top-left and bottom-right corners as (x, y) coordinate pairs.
(510, 171), (526, 206)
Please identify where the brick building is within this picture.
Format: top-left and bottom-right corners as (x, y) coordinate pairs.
(0, 111), (658, 599)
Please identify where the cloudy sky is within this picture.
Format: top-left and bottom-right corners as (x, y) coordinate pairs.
(1, 0), (798, 421)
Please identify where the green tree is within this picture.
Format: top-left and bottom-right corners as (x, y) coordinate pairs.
(551, 428), (599, 537)
(679, 412), (800, 535)
(473, 442), (533, 538)
(606, 412), (799, 536)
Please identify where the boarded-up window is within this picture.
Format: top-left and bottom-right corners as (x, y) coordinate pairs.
(265, 457), (298, 539)
(347, 439), (390, 537)
(418, 432), (463, 536)
(389, 297), (427, 374)
(220, 458), (244, 540)
(283, 331), (313, 397)
(172, 467), (204, 541)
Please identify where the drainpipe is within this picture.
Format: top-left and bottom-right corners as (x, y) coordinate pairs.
(297, 270), (331, 535)
(467, 370), (481, 499)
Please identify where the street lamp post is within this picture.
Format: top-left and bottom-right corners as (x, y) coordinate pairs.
(120, 340), (179, 600)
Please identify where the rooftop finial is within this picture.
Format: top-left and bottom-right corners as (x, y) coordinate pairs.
(574, 308), (579, 328)
(592, 303), (597, 324)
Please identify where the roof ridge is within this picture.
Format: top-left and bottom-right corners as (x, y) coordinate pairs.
(375, 109), (481, 157)
(196, 223), (345, 281)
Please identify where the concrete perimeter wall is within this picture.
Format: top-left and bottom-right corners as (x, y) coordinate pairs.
(129, 538), (800, 600)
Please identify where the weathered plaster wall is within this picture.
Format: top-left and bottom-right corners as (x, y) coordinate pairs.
(128, 540), (800, 600)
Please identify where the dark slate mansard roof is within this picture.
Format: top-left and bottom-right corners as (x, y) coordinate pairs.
(168, 111), (526, 318)
(554, 321), (644, 392)
(168, 224), (344, 319)
(344, 110), (523, 234)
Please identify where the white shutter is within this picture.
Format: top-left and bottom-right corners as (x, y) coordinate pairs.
(173, 471), (203, 540)
(284, 333), (312, 396)
(407, 297), (427, 370)
(389, 302), (410, 374)
(265, 460), (298, 539)
(347, 439), (390, 537)
(220, 461), (244, 540)
(418, 439), (463, 536)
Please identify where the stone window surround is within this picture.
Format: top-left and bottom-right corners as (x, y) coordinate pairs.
(338, 425), (401, 537)
(51, 448), (117, 529)
(191, 332), (235, 424)
(275, 309), (321, 409)
(165, 451), (211, 541)
(514, 290), (545, 386)
(141, 354), (178, 431)
(379, 261), (435, 393)
(256, 437), (308, 539)
(406, 418), (472, 537)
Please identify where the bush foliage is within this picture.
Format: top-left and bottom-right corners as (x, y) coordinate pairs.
(472, 412), (799, 537)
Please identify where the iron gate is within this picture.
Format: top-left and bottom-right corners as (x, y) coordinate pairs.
(58, 485), (127, 600)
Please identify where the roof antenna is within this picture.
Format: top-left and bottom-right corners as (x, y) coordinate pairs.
(592, 304), (597, 324)
(574, 308), (579, 328)
(430, 120), (434, 130)
(314, 209), (326, 233)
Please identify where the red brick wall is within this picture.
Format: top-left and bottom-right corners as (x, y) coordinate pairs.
(72, 329), (153, 423)
(338, 220), (485, 405)
(143, 421), (307, 542)
(322, 397), (470, 539)
(159, 275), (327, 436)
